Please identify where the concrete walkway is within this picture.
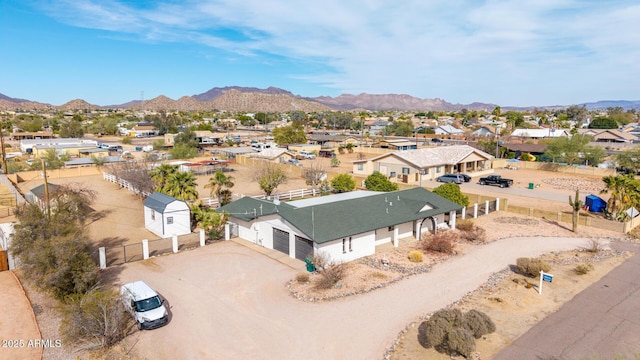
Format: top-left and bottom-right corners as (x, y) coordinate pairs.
(494, 241), (640, 360)
(0, 271), (42, 360)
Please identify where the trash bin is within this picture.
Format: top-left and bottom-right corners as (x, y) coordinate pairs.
(305, 258), (315, 272)
(528, 182), (534, 189)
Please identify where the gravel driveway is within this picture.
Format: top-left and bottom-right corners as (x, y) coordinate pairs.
(116, 236), (598, 359)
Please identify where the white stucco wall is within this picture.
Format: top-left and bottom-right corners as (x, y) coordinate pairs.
(316, 231), (376, 263)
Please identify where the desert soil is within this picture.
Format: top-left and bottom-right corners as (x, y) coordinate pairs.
(3, 151), (628, 360)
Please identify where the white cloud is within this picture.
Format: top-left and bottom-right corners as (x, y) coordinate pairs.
(36, 0), (640, 105)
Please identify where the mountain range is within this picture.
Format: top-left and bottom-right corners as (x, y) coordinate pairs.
(0, 87), (638, 113)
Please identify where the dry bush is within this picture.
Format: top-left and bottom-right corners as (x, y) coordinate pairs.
(456, 219), (475, 232)
(60, 288), (131, 351)
(408, 250), (424, 262)
(444, 327), (476, 358)
(296, 273), (310, 283)
(311, 253), (347, 290)
(587, 239), (602, 253)
(462, 309), (496, 339)
(423, 231), (457, 254)
(421, 308), (488, 357)
(574, 263), (594, 275)
(460, 225), (487, 243)
(516, 257), (551, 277)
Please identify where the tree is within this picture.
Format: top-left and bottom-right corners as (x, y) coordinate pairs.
(385, 119), (414, 136)
(162, 171), (199, 201)
(432, 183), (470, 207)
(331, 173), (355, 193)
(60, 117), (85, 138)
(253, 162), (288, 196)
(505, 111), (524, 129)
(588, 116), (617, 129)
(170, 142), (198, 159)
(364, 172), (399, 192)
(302, 160), (326, 189)
(491, 106), (501, 118)
(566, 105), (589, 121)
(205, 170), (235, 206)
(10, 184), (98, 300)
(41, 149), (70, 169)
(106, 160), (154, 196)
(615, 147), (640, 174)
(582, 145), (606, 167)
(543, 134), (592, 165)
(272, 122), (307, 145)
(600, 174), (639, 218)
(569, 188), (583, 232)
(150, 164), (178, 192)
(192, 205), (229, 239)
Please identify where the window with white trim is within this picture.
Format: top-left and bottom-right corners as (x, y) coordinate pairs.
(349, 237), (353, 252)
(151, 211), (155, 221)
(342, 238), (346, 254)
(402, 167), (410, 175)
(357, 164), (364, 171)
(167, 216), (173, 225)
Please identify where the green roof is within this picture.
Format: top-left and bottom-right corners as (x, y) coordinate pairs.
(217, 188), (462, 244)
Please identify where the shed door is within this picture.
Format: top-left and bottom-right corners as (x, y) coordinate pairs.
(272, 228), (289, 255)
(294, 236), (313, 261)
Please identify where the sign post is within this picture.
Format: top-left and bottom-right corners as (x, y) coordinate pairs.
(539, 270), (554, 295)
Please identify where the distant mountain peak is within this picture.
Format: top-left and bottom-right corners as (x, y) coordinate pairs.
(192, 86), (294, 102)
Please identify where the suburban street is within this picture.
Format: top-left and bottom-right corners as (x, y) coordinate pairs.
(115, 236), (601, 359)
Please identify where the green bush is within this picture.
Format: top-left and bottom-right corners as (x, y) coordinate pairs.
(311, 253), (347, 290)
(121, 136), (132, 144)
(408, 250), (424, 263)
(516, 257), (551, 277)
(462, 309), (496, 339)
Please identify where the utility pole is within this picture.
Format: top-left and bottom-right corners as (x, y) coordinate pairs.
(41, 159), (51, 219)
(0, 118), (7, 174)
(495, 125), (501, 158)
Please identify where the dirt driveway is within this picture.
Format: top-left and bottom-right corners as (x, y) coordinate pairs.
(0, 272), (42, 360)
(115, 236), (600, 359)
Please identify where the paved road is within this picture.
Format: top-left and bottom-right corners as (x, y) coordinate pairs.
(115, 236), (600, 360)
(494, 241), (640, 360)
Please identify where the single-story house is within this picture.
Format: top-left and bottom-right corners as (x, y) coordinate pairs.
(577, 129), (637, 143)
(307, 134), (359, 148)
(379, 139), (418, 151)
(353, 145), (493, 183)
(143, 192), (191, 238)
(248, 148), (296, 163)
(64, 155), (126, 168)
(25, 183), (61, 210)
(434, 125), (464, 136)
(499, 143), (548, 159)
(217, 188), (462, 263)
(470, 126), (498, 138)
(510, 128), (570, 139)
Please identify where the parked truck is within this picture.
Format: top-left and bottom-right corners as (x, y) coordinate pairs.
(478, 174), (513, 188)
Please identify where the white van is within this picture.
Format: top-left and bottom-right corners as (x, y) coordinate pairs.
(251, 142), (274, 152)
(121, 281), (169, 330)
(299, 150), (316, 159)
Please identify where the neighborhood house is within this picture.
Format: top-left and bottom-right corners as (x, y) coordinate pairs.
(217, 188), (462, 263)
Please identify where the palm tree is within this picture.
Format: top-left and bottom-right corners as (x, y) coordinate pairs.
(600, 174), (638, 217)
(162, 171), (199, 202)
(204, 170), (235, 206)
(149, 164), (178, 192)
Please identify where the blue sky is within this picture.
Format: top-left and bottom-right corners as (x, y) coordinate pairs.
(1, 0), (638, 107)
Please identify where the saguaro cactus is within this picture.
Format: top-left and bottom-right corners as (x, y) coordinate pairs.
(569, 188), (583, 233)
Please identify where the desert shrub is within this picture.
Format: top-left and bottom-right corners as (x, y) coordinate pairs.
(462, 309), (496, 339)
(60, 288), (130, 351)
(444, 327), (476, 357)
(574, 263), (594, 275)
(296, 273), (310, 283)
(516, 257), (551, 277)
(422, 308), (488, 357)
(423, 232), (457, 254)
(311, 253), (347, 290)
(408, 250), (424, 262)
(460, 225), (487, 243)
(456, 219), (474, 232)
(587, 239), (602, 253)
